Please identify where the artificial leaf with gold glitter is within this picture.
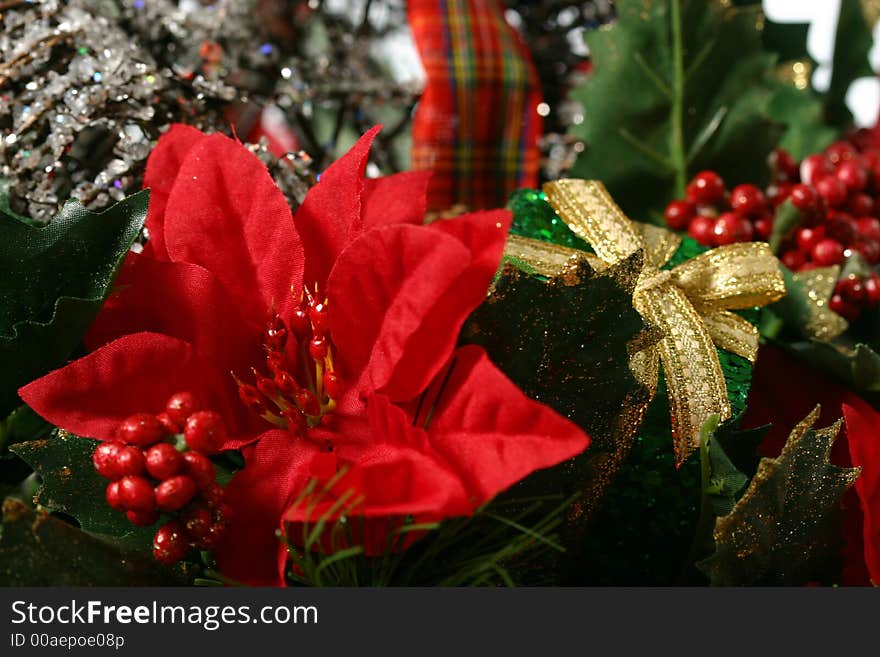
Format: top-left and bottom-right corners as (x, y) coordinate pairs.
(698, 407), (860, 586)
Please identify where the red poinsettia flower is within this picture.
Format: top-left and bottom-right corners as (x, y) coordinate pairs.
(20, 125), (590, 586)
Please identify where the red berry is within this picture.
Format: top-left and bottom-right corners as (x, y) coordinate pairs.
(754, 215), (774, 240)
(192, 523), (224, 550)
(183, 411), (227, 454)
(836, 160), (868, 193)
(767, 182), (793, 207)
(712, 212), (753, 245)
(829, 293), (861, 321)
(145, 443), (184, 480)
(106, 481), (125, 511)
(826, 215), (857, 245)
(730, 184), (766, 217)
(852, 239), (880, 264)
(800, 154), (829, 185)
(789, 184), (818, 212)
(182, 507), (213, 539)
(687, 171), (725, 205)
(126, 509), (159, 527)
(848, 193), (875, 217)
(309, 335), (328, 360)
(114, 445), (146, 478)
(323, 371), (341, 399)
(156, 412), (180, 435)
(864, 274), (880, 306)
(663, 200), (694, 230)
(815, 176), (848, 208)
(825, 140), (858, 165)
(165, 392), (199, 427)
(182, 451), (216, 490)
(309, 302), (328, 333)
(155, 475), (197, 512)
(274, 370), (299, 397)
(152, 521), (190, 565)
(769, 148), (799, 180)
(687, 215), (715, 245)
(781, 250), (806, 271)
(118, 475), (155, 512)
(812, 238), (845, 266)
(837, 276), (866, 304)
(116, 413), (166, 447)
(290, 306), (310, 336)
(294, 388), (320, 416)
(265, 321), (287, 351)
(856, 217), (880, 242)
(796, 225), (825, 253)
(93, 442), (122, 479)
(200, 482), (225, 508)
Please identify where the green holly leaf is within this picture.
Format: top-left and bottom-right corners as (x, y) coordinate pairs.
(698, 407), (860, 586)
(827, 0), (875, 129)
(699, 415), (749, 518)
(569, 0), (782, 220)
(768, 198), (802, 253)
(463, 255), (655, 452)
(0, 497), (186, 585)
(0, 190), (148, 415)
(767, 84), (837, 161)
(785, 341), (880, 397)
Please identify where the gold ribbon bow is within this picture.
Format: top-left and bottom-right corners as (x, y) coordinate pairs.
(507, 180), (786, 465)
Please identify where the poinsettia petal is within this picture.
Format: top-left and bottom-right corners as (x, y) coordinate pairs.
(327, 223), (471, 398)
(19, 332), (244, 444)
(362, 170), (431, 227)
(216, 430), (321, 586)
(142, 124), (208, 260)
(163, 132), (304, 317)
(844, 401), (880, 586)
(426, 345), (590, 504)
(293, 126), (380, 287)
(86, 253), (264, 376)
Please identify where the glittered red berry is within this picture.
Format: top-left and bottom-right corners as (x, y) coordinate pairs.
(781, 250), (806, 271)
(116, 413), (166, 447)
(789, 184), (818, 212)
(182, 507), (213, 539)
(182, 451), (216, 490)
(192, 524), (224, 550)
(812, 238), (845, 266)
(836, 160), (868, 193)
(815, 176), (848, 208)
(687, 215), (715, 246)
(200, 482), (225, 508)
(796, 226), (825, 253)
(155, 475), (197, 512)
(686, 171), (725, 205)
(663, 200), (694, 230)
(106, 481), (125, 511)
(165, 391), (199, 427)
(93, 442), (122, 479)
(145, 443), (184, 480)
(864, 274), (880, 306)
(829, 293), (860, 321)
(152, 521), (190, 565)
(156, 412), (180, 435)
(800, 154), (829, 185)
(183, 411), (227, 454)
(118, 475), (155, 512)
(730, 184), (765, 217)
(126, 509), (159, 527)
(114, 445), (146, 477)
(856, 217), (880, 242)
(712, 212), (753, 245)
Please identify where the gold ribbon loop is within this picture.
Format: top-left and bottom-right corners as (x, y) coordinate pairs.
(536, 179), (785, 465)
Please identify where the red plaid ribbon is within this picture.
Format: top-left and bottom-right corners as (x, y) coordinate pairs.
(409, 0), (543, 210)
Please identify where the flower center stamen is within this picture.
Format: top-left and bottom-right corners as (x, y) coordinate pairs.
(233, 283), (340, 433)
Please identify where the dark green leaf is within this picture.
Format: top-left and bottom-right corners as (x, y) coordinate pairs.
(767, 84), (837, 161)
(700, 416), (748, 518)
(0, 190), (148, 414)
(0, 497), (186, 585)
(569, 0), (782, 219)
(827, 0), (875, 128)
(768, 198), (803, 253)
(784, 340), (880, 396)
(698, 408), (859, 585)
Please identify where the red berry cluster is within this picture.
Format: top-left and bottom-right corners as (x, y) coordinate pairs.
(663, 138), (880, 321)
(829, 272), (880, 322)
(92, 392), (230, 565)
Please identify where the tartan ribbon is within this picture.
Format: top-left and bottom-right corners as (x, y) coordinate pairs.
(408, 0), (542, 210)
(507, 180), (786, 464)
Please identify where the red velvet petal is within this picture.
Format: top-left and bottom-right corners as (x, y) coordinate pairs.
(327, 223), (471, 398)
(844, 401), (880, 586)
(216, 430), (321, 586)
(426, 345), (590, 504)
(86, 253), (263, 376)
(142, 124), (208, 260)
(361, 170), (431, 227)
(293, 126), (380, 287)
(162, 133), (304, 318)
(19, 332), (242, 444)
